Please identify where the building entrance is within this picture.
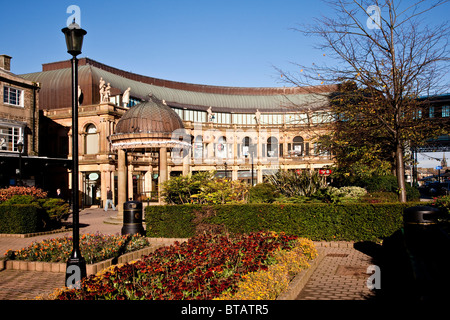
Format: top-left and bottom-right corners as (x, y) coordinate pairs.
(83, 171), (101, 207)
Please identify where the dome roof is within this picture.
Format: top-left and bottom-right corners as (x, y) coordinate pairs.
(114, 94), (184, 135)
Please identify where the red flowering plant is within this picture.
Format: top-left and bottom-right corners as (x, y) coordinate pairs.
(0, 186), (48, 203)
(55, 231), (301, 300)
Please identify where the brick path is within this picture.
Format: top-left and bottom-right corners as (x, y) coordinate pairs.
(296, 244), (377, 300)
(0, 208), (378, 300)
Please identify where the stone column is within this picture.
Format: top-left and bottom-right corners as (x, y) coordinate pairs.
(257, 166), (263, 184)
(159, 147), (168, 202)
(117, 149), (127, 220)
(128, 163), (134, 201)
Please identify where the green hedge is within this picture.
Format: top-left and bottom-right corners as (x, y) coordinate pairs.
(0, 204), (42, 234)
(145, 203), (420, 241)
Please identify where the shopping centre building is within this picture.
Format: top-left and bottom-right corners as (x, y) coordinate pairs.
(19, 58), (336, 208)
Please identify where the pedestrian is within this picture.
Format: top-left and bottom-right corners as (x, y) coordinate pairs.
(56, 188), (64, 200)
(105, 186), (116, 212)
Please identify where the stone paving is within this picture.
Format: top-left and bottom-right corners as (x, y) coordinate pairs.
(296, 245), (377, 300)
(0, 207), (378, 300)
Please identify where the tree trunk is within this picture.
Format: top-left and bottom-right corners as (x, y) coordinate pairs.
(395, 143), (407, 202)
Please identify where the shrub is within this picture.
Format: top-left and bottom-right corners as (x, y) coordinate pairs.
(359, 175), (420, 201)
(248, 183), (278, 203)
(38, 198), (70, 224)
(0, 204), (41, 234)
(161, 171), (249, 205)
(0, 195), (69, 231)
(0, 186), (47, 202)
(315, 186), (367, 203)
(433, 195), (450, 214)
(267, 170), (327, 197)
(146, 203), (417, 241)
(361, 191), (399, 203)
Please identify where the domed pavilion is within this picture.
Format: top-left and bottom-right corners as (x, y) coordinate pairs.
(109, 93), (190, 220)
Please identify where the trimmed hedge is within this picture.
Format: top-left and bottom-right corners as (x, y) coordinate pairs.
(0, 204), (42, 234)
(145, 203), (421, 242)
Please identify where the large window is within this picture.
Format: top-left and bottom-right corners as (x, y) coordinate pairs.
(292, 136), (304, 157)
(0, 123), (23, 152)
(85, 124), (99, 154)
(442, 106), (450, 117)
(267, 136), (278, 158)
(232, 113), (256, 125)
(213, 112), (231, 124)
(429, 106), (435, 118)
(3, 86), (23, 107)
(183, 109), (207, 123)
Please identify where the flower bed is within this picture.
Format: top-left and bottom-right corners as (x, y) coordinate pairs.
(53, 231), (317, 300)
(4, 233), (151, 264)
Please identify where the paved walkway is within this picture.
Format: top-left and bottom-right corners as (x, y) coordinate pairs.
(0, 208), (378, 300)
(296, 244), (377, 300)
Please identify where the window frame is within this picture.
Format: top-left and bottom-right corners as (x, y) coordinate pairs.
(3, 85), (24, 107)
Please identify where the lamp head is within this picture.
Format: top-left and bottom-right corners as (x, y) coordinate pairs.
(61, 18), (87, 57)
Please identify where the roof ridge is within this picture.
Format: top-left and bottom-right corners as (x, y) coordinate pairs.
(44, 57), (336, 96)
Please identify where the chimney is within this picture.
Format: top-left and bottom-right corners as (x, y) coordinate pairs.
(0, 55), (12, 71)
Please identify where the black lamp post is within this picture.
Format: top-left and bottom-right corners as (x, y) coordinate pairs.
(17, 141), (23, 186)
(251, 151), (254, 186)
(62, 19), (87, 288)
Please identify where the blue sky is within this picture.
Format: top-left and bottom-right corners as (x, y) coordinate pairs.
(1, 0), (334, 87)
(2, 0), (448, 87)
(1, 0), (449, 168)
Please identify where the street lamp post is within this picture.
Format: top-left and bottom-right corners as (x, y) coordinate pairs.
(251, 151), (254, 186)
(17, 141), (23, 186)
(62, 19), (87, 288)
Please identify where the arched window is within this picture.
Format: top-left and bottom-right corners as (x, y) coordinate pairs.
(292, 136), (304, 157)
(216, 136), (227, 158)
(85, 124), (99, 154)
(267, 136), (278, 158)
(193, 135), (204, 159)
(242, 136), (251, 157)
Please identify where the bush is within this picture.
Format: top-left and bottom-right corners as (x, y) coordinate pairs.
(38, 198), (70, 224)
(248, 183), (278, 203)
(0, 186), (47, 202)
(266, 170), (327, 197)
(433, 195), (450, 214)
(361, 191), (399, 203)
(316, 186), (367, 203)
(146, 202), (418, 242)
(161, 171), (249, 205)
(360, 175), (420, 201)
(0, 204), (42, 234)
(0, 195), (70, 232)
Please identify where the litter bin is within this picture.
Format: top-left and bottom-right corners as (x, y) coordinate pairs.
(402, 205), (447, 300)
(403, 206), (440, 226)
(121, 201), (145, 236)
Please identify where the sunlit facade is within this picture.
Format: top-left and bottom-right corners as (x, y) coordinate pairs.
(22, 58), (336, 206)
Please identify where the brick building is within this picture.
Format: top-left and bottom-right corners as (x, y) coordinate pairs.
(0, 55), (69, 195)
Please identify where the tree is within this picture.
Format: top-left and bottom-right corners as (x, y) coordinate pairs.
(277, 0), (450, 202)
